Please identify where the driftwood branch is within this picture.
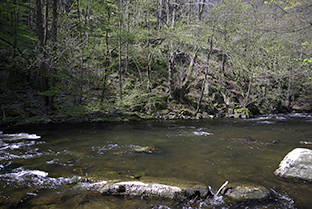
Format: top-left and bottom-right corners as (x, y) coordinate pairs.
(214, 181), (228, 198)
(207, 180), (228, 204)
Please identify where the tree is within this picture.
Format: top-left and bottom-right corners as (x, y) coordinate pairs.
(0, 0), (34, 86)
(1, 0), (312, 121)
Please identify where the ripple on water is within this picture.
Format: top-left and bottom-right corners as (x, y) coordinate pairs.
(246, 113), (312, 124)
(167, 126), (197, 129)
(91, 144), (157, 156)
(0, 133), (41, 141)
(0, 132), (48, 173)
(0, 167), (73, 189)
(193, 131), (213, 136)
(0, 140), (46, 162)
(94, 143), (120, 155)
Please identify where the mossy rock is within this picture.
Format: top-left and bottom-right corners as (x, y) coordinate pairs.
(221, 183), (269, 202)
(179, 109), (193, 116)
(227, 108), (251, 119)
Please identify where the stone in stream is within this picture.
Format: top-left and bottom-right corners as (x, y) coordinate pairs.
(220, 183), (270, 202)
(274, 148), (312, 181)
(83, 179), (273, 207)
(87, 180), (209, 199)
(131, 145), (158, 153)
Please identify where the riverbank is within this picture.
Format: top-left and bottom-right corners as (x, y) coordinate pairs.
(1, 85), (311, 128)
(1, 101), (310, 128)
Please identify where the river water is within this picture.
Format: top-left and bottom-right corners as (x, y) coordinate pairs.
(1, 113), (312, 208)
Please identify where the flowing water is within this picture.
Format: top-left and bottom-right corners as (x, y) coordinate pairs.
(1, 113), (312, 208)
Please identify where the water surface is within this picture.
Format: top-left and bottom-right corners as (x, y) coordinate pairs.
(1, 113), (312, 208)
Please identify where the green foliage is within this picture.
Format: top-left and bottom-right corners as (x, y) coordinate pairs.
(1, 0), (312, 125)
(301, 42), (312, 64)
(264, 0), (304, 10)
(118, 79), (167, 112)
(24, 115), (49, 124)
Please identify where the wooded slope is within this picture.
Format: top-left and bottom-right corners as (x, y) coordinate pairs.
(1, 0), (312, 123)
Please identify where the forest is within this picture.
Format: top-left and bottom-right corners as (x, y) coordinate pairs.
(0, 0), (312, 124)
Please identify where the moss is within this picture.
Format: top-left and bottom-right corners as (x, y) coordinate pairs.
(226, 107), (251, 119)
(221, 183), (269, 202)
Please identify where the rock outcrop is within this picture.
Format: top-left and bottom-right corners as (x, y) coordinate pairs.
(274, 148), (312, 180)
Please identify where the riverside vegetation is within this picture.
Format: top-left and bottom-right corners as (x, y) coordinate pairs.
(0, 0), (312, 125)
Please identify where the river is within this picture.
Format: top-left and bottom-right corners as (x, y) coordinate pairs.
(1, 113), (312, 208)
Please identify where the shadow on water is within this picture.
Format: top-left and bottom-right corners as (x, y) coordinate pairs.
(1, 113), (312, 208)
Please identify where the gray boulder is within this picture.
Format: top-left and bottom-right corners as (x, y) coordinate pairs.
(87, 180), (208, 199)
(274, 148), (312, 180)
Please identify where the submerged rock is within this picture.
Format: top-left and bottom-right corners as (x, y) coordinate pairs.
(221, 183), (269, 202)
(274, 148), (312, 180)
(87, 180), (208, 199)
(131, 145), (158, 153)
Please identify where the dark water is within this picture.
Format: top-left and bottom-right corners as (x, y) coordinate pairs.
(1, 113), (312, 208)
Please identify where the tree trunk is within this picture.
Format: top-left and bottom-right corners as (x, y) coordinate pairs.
(118, 0), (123, 100)
(101, 5), (111, 99)
(36, 0), (49, 107)
(44, 0), (49, 46)
(285, 68), (292, 108)
(52, 0), (57, 53)
(180, 46), (199, 102)
(171, 1), (176, 28)
(195, 36), (213, 114)
(125, 0), (129, 73)
(12, 0), (17, 59)
(221, 53), (226, 77)
(49, 0), (58, 111)
(198, 0), (205, 21)
(168, 44), (175, 99)
(168, 0), (176, 99)
(158, 0), (162, 29)
(147, 45), (152, 92)
(8, 0), (18, 85)
(166, 0), (170, 26)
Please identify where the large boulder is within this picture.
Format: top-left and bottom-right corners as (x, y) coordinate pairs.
(274, 148), (312, 180)
(87, 180), (209, 199)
